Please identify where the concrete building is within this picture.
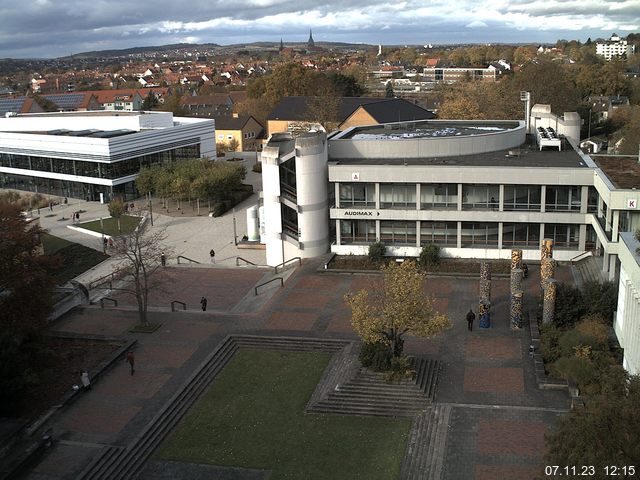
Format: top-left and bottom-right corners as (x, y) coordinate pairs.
(422, 66), (499, 83)
(596, 34), (636, 61)
(0, 111), (215, 202)
(615, 232), (640, 375)
(260, 104), (640, 281)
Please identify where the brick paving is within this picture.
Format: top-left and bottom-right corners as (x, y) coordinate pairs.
(25, 259), (574, 480)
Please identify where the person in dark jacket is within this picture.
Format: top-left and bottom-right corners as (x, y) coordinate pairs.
(466, 309), (476, 331)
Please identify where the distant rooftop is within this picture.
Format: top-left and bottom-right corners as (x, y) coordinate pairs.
(344, 121), (518, 140)
(593, 156), (640, 189)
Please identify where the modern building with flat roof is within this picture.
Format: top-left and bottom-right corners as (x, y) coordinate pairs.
(260, 105), (640, 284)
(0, 111), (215, 201)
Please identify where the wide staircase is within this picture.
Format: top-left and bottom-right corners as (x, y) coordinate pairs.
(307, 357), (440, 418)
(572, 254), (606, 286)
(399, 404), (452, 480)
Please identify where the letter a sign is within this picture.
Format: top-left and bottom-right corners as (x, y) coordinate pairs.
(627, 199), (637, 209)
(352, 172), (360, 181)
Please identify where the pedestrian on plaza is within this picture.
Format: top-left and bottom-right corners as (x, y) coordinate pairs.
(108, 237), (114, 248)
(49, 202), (52, 212)
(466, 309), (476, 331)
(209, 249), (215, 264)
(75, 211), (80, 222)
(102, 237), (108, 253)
(160, 252), (166, 267)
(522, 263), (529, 278)
(126, 351), (135, 375)
(80, 370), (91, 390)
(200, 296), (208, 311)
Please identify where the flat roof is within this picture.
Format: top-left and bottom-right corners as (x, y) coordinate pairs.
(330, 141), (588, 169)
(593, 156), (640, 189)
(339, 120), (520, 140)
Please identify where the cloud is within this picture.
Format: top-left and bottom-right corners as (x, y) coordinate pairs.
(0, 0), (639, 58)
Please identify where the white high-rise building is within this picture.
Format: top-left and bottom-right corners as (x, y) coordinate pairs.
(596, 34), (635, 61)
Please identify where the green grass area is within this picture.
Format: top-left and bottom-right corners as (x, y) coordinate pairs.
(158, 349), (410, 480)
(41, 233), (109, 284)
(77, 215), (141, 236)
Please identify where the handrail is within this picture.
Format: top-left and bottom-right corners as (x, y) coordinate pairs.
(100, 297), (118, 308)
(177, 255), (200, 264)
(570, 251), (593, 264)
(274, 256), (301, 274)
(255, 277), (283, 295)
(236, 256), (258, 266)
(171, 300), (186, 311)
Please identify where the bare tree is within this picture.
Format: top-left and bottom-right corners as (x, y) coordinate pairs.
(111, 222), (172, 326)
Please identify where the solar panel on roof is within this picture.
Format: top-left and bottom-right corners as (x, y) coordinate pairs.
(67, 129), (100, 137)
(89, 129), (135, 138)
(43, 93), (84, 109)
(0, 98), (26, 116)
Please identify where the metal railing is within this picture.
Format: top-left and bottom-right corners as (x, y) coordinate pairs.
(570, 251), (593, 264)
(100, 297), (118, 308)
(274, 256), (301, 274)
(236, 256), (258, 266)
(177, 255), (200, 264)
(171, 300), (186, 311)
(255, 277), (283, 295)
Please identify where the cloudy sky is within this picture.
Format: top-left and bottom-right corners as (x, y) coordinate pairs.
(1, 0), (639, 58)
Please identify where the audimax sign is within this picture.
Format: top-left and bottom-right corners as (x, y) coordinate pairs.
(344, 210), (380, 217)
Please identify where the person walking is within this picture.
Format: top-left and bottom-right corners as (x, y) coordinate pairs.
(80, 370), (91, 390)
(160, 252), (166, 267)
(466, 309), (476, 331)
(126, 350), (135, 375)
(200, 296), (208, 311)
(209, 249), (215, 264)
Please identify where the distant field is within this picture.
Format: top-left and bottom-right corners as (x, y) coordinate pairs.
(77, 215), (141, 236)
(158, 349), (410, 480)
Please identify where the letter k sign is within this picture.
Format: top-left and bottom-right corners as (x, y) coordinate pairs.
(628, 199), (637, 209)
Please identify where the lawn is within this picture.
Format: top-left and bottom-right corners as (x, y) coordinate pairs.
(158, 349), (410, 480)
(76, 215), (141, 236)
(42, 233), (109, 284)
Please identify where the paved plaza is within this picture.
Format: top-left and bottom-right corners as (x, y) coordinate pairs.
(17, 171), (572, 479)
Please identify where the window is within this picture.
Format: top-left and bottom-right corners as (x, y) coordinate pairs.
(462, 184), (500, 210)
(339, 183), (375, 207)
(461, 222), (499, 247)
(587, 186), (598, 213)
(421, 183), (457, 209)
(544, 224), (580, 248)
(421, 221), (457, 245)
(380, 184), (416, 209)
(502, 223), (540, 247)
(281, 205), (298, 240)
(340, 220), (376, 244)
(279, 158), (296, 200)
(380, 221), (416, 245)
(503, 185), (541, 211)
(545, 186), (581, 211)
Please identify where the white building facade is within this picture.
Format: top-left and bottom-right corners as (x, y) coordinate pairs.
(615, 232), (640, 375)
(0, 111), (215, 201)
(596, 34), (636, 61)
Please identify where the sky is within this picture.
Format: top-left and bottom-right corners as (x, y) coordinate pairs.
(1, 0), (639, 59)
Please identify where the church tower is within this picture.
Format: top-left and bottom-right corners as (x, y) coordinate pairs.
(307, 29), (315, 49)
(279, 38), (284, 53)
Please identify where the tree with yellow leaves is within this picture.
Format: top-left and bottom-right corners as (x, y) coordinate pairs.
(344, 260), (450, 359)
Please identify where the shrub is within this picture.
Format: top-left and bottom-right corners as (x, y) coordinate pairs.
(419, 243), (440, 269)
(384, 356), (416, 382)
(540, 323), (561, 364)
(359, 342), (392, 372)
(575, 314), (610, 346)
(368, 241), (386, 263)
(582, 281), (618, 324)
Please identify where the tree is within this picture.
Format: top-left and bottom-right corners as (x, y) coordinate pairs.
(141, 90), (159, 110)
(385, 81), (395, 98)
(344, 260), (450, 358)
(543, 371), (640, 472)
(111, 224), (171, 326)
(0, 202), (56, 415)
(108, 198), (125, 232)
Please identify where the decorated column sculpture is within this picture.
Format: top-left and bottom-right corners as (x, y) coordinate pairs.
(543, 278), (557, 324)
(478, 262), (491, 327)
(478, 300), (491, 328)
(510, 290), (524, 329)
(511, 249), (523, 270)
(511, 268), (523, 295)
(541, 238), (553, 260)
(540, 257), (556, 290)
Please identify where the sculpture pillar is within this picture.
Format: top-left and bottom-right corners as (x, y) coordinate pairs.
(511, 290), (523, 329)
(479, 300), (491, 328)
(478, 262), (491, 328)
(542, 278), (557, 324)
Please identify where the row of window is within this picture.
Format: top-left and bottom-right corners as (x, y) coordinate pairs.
(0, 145), (200, 180)
(339, 220), (589, 249)
(337, 183), (598, 212)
